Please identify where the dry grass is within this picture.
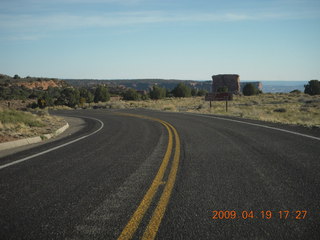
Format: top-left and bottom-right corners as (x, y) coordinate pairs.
(0, 108), (66, 142)
(93, 93), (320, 127)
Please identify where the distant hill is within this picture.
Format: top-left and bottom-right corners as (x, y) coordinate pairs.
(65, 79), (212, 92)
(0, 74), (68, 90)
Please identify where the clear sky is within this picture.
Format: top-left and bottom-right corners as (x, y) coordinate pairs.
(0, 0), (319, 80)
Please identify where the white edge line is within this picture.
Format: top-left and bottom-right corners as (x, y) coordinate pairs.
(0, 116), (104, 170)
(182, 112), (320, 141)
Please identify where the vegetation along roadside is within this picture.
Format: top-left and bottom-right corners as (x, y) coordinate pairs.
(0, 73), (319, 144)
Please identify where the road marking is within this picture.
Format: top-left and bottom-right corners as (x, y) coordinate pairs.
(183, 112), (320, 141)
(0, 116), (104, 170)
(116, 113), (180, 240)
(142, 122), (180, 240)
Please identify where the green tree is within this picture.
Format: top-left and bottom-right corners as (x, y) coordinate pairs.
(149, 85), (166, 100)
(290, 89), (301, 94)
(55, 88), (80, 107)
(243, 83), (258, 96)
(172, 83), (192, 98)
(123, 88), (140, 100)
(0, 87), (11, 100)
(80, 88), (94, 103)
(94, 85), (110, 103)
(191, 88), (198, 96)
(79, 97), (86, 107)
(47, 86), (61, 99)
(304, 80), (320, 95)
(37, 98), (46, 108)
(13, 74), (20, 79)
(42, 92), (54, 106)
(197, 89), (208, 96)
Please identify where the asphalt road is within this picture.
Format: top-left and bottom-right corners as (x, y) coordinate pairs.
(0, 109), (319, 239)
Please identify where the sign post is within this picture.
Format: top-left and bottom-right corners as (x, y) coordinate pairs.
(205, 92), (233, 111)
(225, 96), (228, 112)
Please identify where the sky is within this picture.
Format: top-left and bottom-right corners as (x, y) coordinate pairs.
(0, 0), (319, 81)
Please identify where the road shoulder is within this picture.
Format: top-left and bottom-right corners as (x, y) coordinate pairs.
(0, 116), (85, 158)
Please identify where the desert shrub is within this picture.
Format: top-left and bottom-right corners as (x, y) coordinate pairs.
(273, 108), (287, 113)
(79, 88), (93, 103)
(149, 85), (166, 99)
(37, 98), (46, 109)
(47, 86), (61, 99)
(304, 80), (320, 95)
(122, 89), (140, 100)
(55, 88), (80, 107)
(13, 74), (20, 79)
(172, 83), (191, 98)
(197, 89), (208, 96)
(94, 85), (110, 103)
(0, 86), (11, 100)
(243, 83), (259, 96)
(191, 88), (198, 96)
(27, 102), (39, 109)
(290, 89), (301, 94)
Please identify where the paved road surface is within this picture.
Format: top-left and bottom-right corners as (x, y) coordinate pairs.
(0, 109), (319, 239)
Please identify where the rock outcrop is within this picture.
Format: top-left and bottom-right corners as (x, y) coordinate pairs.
(15, 79), (64, 90)
(212, 74), (240, 94)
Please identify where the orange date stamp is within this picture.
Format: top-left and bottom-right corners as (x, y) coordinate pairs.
(212, 210), (307, 220)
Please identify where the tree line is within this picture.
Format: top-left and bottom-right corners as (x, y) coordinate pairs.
(1, 79), (318, 108)
(123, 83), (208, 101)
(0, 82), (208, 108)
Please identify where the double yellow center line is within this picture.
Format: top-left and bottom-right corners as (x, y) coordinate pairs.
(115, 113), (181, 240)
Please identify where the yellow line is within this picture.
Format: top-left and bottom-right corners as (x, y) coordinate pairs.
(142, 122), (181, 240)
(116, 113), (174, 240)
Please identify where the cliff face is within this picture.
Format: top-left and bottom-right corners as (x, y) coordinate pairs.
(0, 74), (68, 90)
(15, 79), (64, 90)
(212, 74), (240, 94)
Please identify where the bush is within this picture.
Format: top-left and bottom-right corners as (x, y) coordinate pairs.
(37, 98), (46, 109)
(274, 108), (287, 113)
(243, 83), (259, 96)
(197, 89), (208, 96)
(55, 88), (80, 107)
(290, 89), (301, 94)
(80, 88), (94, 103)
(172, 83), (191, 98)
(304, 80), (320, 95)
(191, 88), (198, 96)
(149, 85), (166, 100)
(94, 85), (110, 103)
(27, 102), (39, 109)
(123, 89), (140, 100)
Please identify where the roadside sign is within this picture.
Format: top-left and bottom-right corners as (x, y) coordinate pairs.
(205, 92), (233, 101)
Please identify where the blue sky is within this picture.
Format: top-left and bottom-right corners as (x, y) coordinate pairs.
(0, 0), (319, 80)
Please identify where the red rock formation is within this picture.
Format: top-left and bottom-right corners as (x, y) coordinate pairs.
(15, 79), (65, 90)
(212, 74), (240, 94)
